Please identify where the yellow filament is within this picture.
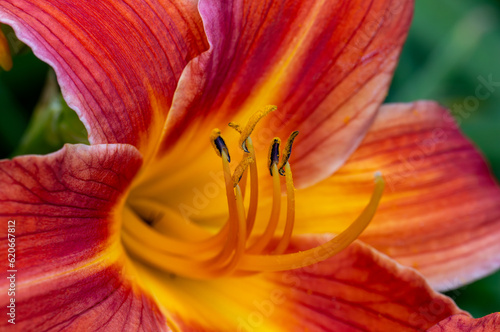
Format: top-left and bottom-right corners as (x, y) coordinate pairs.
(239, 168), (248, 200)
(273, 162), (295, 254)
(154, 209), (229, 243)
(124, 150), (247, 279)
(239, 174), (385, 271)
(238, 105), (277, 151)
(216, 185), (247, 276)
(234, 185), (247, 265)
(247, 163), (281, 253)
(208, 150), (240, 268)
(245, 138), (259, 236)
(122, 207), (224, 257)
(128, 199), (215, 241)
(122, 232), (219, 279)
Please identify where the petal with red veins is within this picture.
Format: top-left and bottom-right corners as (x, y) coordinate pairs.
(293, 101), (500, 290)
(428, 313), (500, 332)
(0, 262), (168, 331)
(0, 144), (142, 281)
(134, 237), (465, 331)
(0, 0), (208, 160)
(161, 0), (413, 188)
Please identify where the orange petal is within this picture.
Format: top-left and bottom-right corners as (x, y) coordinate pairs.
(0, 262), (167, 330)
(294, 101), (500, 291)
(0, 0), (208, 161)
(134, 237), (465, 331)
(0, 144), (142, 280)
(160, 0), (413, 187)
(428, 313), (500, 332)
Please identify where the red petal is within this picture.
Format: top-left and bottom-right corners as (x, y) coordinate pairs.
(0, 263), (168, 331)
(137, 237), (465, 331)
(161, 0), (413, 187)
(265, 238), (466, 332)
(0, 0), (208, 159)
(294, 101), (500, 290)
(0, 144), (142, 281)
(428, 313), (500, 332)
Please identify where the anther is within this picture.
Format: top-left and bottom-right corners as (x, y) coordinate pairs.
(278, 131), (299, 176)
(239, 105), (277, 152)
(210, 129), (230, 162)
(232, 156), (254, 187)
(268, 138), (281, 176)
(228, 122), (243, 133)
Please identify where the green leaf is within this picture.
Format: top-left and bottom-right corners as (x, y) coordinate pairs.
(13, 71), (89, 156)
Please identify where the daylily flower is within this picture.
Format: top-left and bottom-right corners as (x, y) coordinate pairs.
(1, 0), (500, 331)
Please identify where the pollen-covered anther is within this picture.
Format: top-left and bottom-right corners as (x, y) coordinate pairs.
(210, 128), (230, 162)
(268, 138), (281, 176)
(232, 156), (254, 187)
(278, 131), (299, 176)
(228, 122), (243, 134)
(239, 105), (277, 152)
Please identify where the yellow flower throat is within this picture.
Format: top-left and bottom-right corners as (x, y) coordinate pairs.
(122, 106), (385, 280)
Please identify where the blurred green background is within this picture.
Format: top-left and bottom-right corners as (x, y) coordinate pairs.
(386, 0), (500, 317)
(0, 0), (499, 318)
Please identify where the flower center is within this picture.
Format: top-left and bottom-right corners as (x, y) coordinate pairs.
(121, 106), (385, 280)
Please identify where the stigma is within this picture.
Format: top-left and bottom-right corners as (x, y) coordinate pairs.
(122, 106), (385, 279)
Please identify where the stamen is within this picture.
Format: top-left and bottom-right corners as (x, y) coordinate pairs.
(124, 133), (241, 279)
(278, 131), (299, 176)
(244, 138), (259, 236)
(238, 167), (249, 200)
(217, 184), (247, 276)
(124, 110), (386, 281)
(122, 207), (223, 261)
(210, 150), (240, 266)
(234, 185), (247, 260)
(128, 199), (214, 241)
(268, 138), (281, 176)
(239, 105), (277, 152)
(247, 162), (281, 254)
(210, 128), (230, 162)
(239, 173), (385, 272)
(123, 230), (221, 279)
